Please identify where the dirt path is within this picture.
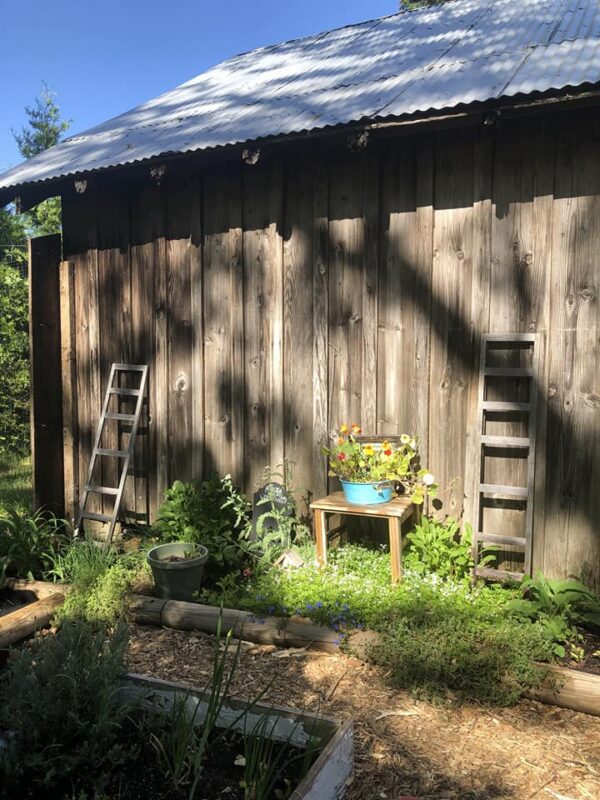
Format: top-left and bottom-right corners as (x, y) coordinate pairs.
(128, 624), (600, 800)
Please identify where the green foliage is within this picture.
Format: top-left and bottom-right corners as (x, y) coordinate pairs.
(0, 263), (29, 456)
(13, 83), (71, 159)
(206, 543), (556, 705)
(505, 573), (600, 657)
(155, 475), (253, 582)
(370, 595), (551, 705)
(0, 455), (31, 514)
(0, 207), (27, 269)
(12, 83), (70, 237)
(0, 619), (129, 798)
(52, 539), (143, 626)
(404, 516), (496, 580)
(0, 505), (70, 588)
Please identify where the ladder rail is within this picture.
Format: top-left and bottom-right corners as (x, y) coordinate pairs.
(76, 363), (148, 545)
(472, 334), (540, 582)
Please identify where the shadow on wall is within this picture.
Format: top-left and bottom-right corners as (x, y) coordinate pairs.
(58, 106), (600, 588)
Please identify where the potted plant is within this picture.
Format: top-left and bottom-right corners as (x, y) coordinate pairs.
(322, 423), (437, 506)
(146, 542), (209, 602)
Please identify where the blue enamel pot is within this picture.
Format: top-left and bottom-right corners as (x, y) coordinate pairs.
(340, 480), (394, 505)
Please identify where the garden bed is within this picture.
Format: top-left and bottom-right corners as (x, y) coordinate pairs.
(121, 673), (353, 800)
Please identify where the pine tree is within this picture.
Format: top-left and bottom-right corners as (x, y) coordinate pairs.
(12, 83), (71, 236)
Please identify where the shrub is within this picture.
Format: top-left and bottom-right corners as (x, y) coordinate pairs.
(52, 539), (145, 626)
(0, 505), (70, 588)
(0, 619), (129, 798)
(0, 263), (29, 457)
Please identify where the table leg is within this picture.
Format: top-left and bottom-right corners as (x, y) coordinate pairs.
(389, 517), (402, 584)
(314, 509), (328, 565)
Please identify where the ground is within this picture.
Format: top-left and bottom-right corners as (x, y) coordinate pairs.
(128, 624), (600, 800)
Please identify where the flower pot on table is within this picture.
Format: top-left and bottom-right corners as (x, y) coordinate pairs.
(340, 480), (394, 505)
(146, 542), (209, 602)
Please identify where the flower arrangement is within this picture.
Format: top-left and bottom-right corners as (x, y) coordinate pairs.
(322, 423), (437, 505)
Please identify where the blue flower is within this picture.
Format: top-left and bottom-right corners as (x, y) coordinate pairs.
(315, 601), (323, 609)
(306, 603), (313, 611)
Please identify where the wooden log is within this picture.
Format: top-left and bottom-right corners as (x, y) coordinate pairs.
(3, 578), (67, 600)
(129, 596), (339, 652)
(0, 593), (64, 648)
(529, 664), (600, 717)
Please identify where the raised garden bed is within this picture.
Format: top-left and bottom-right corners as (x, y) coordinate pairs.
(121, 673), (353, 800)
(0, 578), (65, 650)
(131, 595), (600, 718)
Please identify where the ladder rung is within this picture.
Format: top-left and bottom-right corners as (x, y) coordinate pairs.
(109, 387), (141, 396)
(95, 448), (128, 457)
(80, 511), (113, 523)
(474, 533), (527, 547)
(483, 367), (533, 377)
(85, 484), (119, 496)
(113, 364), (147, 371)
(105, 412), (137, 421)
(481, 435), (530, 448)
(479, 483), (529, 498)
(485, 333), (537, 343)
(482, 401), (531, 412)
(474, 566), (525, 582)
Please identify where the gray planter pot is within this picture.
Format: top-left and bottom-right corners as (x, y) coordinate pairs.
(147, 542), (209, 602)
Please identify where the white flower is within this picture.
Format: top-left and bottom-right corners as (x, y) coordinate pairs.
(422, 472), (435, 486)
(400, 434), (411, 445)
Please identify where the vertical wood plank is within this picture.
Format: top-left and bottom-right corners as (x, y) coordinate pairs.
(429, 128), (475, 519)
(59, 259), (78, 522)
(28, 234), (64, 514)
(166, 175), (194, 485)
(243, 160), (284, 492)
(283, 156), (314, 499)
(377, 138), (433, 461)
(190, 176), (204, 481)
(313, 160), (329, 498)
(202, 167), (244, 484)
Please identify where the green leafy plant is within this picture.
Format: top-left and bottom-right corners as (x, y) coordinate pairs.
(0, 264), (29, 457)
(505, 573), (600, 657)
(0, 504), (70, 588)
(241, 462), (311, 562)
(155, 475), (252, 582)
(404, 517), (496, 580)
(322, 424), (436, 504)
(0, 619), (129, 797)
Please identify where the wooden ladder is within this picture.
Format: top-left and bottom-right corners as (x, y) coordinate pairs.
(472, 334), (540, 582)
(75, 363), (148, 545)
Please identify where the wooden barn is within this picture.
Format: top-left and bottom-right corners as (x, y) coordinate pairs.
(2, 0), (600, 587)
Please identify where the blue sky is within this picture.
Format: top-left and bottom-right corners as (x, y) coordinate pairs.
(0, 0), (396, 173)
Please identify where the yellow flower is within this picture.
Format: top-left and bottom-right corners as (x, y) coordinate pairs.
(340, 423), (349, 434)
(363, 445), (374, 457)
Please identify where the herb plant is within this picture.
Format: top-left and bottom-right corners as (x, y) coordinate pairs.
(404, 517), (496, 580)
(0, 619), (130, 798)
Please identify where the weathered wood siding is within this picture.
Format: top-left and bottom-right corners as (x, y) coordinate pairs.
(61, 107), (600, 588)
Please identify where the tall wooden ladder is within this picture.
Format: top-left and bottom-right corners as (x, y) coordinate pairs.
(472, 334), (540, 582)
(75, 364), (148, 545)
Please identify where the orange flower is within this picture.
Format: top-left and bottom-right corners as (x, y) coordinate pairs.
(383, 448), (392, 457)
(338, 452), (347, 461)
(351, 423), (362, 434)
(338, 437), (345, 445)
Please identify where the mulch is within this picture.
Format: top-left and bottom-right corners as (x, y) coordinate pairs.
(127, 624), (600, 800)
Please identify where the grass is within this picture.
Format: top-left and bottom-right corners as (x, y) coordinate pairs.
(0, 454), (32, 514)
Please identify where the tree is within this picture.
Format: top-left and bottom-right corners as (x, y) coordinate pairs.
(12, 83), (71, 236)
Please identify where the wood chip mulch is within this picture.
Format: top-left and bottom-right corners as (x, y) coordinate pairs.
(127, 624), (600, 800)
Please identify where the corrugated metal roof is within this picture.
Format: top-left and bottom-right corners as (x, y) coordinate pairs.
(2, 0), (600, 193)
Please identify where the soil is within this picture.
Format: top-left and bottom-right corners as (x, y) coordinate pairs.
(560, 632), (600, 676)
(163, 554), (196, 563)
(128, 624), (600, 800)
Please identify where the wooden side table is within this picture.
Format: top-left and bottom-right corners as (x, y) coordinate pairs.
(309, 492), (416, 584)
